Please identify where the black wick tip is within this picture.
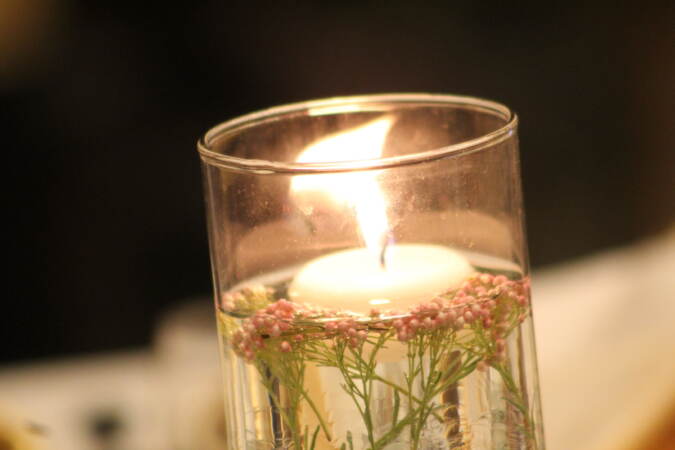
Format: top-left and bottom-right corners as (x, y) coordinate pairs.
(379, 232), (394, 269)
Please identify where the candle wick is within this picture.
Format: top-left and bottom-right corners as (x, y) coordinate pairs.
(379, 245), (386, 269)
(379, 231), (393, 270)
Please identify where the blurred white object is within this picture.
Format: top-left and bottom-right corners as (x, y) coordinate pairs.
(534, 230), (675, 450)
(0, 351), (167, 450)
(154, 300), (224, 450)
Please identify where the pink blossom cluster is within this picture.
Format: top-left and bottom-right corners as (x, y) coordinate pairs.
(388, 274), (530, 355)
(221, 285), (272, 313)
(323, 318), (370, 348)
(230, 299), (304, 361)
(227, 273), (530, 363)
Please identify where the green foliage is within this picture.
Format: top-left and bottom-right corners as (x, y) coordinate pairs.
(220, 275), (535, 449)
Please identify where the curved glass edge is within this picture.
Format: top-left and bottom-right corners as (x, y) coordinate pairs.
(197, 93), (518, 174)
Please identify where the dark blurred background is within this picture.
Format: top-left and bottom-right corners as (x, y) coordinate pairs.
(3, 1), (673, 364)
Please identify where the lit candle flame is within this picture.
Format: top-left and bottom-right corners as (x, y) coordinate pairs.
(292, 118), (393, 263)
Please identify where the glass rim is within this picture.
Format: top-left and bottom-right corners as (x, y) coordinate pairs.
(197, 93), (518, 174)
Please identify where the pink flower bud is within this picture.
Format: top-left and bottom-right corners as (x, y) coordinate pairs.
(280, 341), (291, 352)
(242, 286), (254, 297)
(494, 275), (508, 285)
(223, 300), (235, 311)
(277, 299), (291, 310)
(478, 273), (493, 284)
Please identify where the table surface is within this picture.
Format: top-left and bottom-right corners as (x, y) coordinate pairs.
(533, 231), (675, 450)
(1, 232), (674, 450)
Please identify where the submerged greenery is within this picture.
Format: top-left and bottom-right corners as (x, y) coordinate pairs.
(218, 273), (535, 450)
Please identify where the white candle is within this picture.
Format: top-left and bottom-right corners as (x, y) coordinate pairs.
(289, 243), (474, 315)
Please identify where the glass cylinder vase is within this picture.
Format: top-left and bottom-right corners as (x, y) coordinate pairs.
(197, 94), (545, 450)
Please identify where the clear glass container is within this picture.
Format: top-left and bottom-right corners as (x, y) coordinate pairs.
(197, 94), (545, 449)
